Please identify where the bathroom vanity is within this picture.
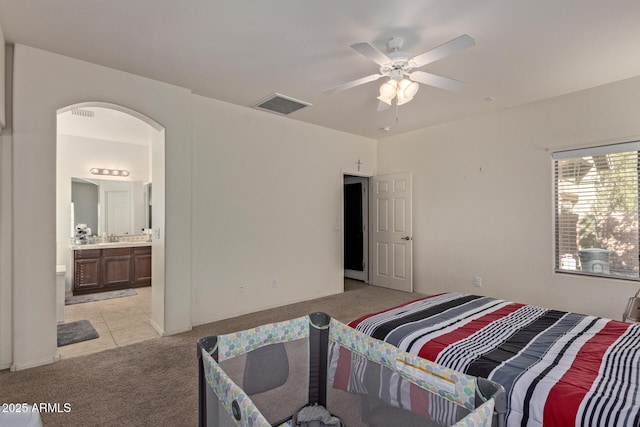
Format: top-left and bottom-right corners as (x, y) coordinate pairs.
(71, 241), (151, 295)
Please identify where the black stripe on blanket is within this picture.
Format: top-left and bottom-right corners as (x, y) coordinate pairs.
(520, 317), (599, 427)
(581, 326), (640, 427)
(369, 295), (482, 341)
(466, 310), (566, 379)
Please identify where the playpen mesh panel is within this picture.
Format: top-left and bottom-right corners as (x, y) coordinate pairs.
(325, 319), (495, 427)
(219, 339), (309, 424)
(201, 348), (271, 427)
(202, 316), (311, 426)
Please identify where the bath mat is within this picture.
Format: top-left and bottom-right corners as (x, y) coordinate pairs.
(57, 320), (99, 347)
(65, 288), (137, 305)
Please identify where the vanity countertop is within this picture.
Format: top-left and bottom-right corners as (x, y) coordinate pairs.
(70, 241), (152, 250)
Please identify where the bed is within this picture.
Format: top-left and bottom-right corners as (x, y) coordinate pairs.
(349, 292), (640, 427)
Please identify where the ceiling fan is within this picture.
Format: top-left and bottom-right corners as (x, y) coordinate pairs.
(324, 34), (475, 111)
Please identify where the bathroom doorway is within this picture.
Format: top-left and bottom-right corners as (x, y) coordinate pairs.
(56, 102), (166, 356)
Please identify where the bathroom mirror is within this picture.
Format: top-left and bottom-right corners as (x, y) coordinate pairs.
(71, 178), (151, 236)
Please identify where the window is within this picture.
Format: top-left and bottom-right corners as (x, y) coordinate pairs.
(553, 142), (640, 280)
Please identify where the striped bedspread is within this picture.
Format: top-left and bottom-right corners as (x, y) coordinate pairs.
(349, 293), (640, 427)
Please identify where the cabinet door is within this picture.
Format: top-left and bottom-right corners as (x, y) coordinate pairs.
(132, 246), (152, 286)
(102, 248), (133, 287)
(74, 258), (101, 291)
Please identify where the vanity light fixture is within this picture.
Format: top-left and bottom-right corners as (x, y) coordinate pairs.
(90, 168), (130, 177)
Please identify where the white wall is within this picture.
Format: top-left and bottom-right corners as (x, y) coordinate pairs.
(190, 95), (376, 325)
(0, 43), (11, 370)
(6, 43), (375, 369)
(10, 44), (192, 369)
(378, 75), (640, 320)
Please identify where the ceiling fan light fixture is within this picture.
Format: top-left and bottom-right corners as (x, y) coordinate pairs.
(396, 94), (413, 106)
(379, 80), (397, 98)
(401, 80), (419, 99)
(377, 95), (393, 105)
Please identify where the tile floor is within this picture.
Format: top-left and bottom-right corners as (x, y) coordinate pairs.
(58, 286), (159, 359)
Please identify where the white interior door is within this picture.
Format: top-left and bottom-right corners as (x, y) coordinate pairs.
(370, 172), (413, 292)
(105, 190), (131, 235)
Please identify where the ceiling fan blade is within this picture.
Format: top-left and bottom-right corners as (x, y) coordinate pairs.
(411, 34), (475, 68)
(323, 74), (384, 95)
(351, 42), (390, 66)
(410, 71), (465, 91)
(377, 100), (390, 112)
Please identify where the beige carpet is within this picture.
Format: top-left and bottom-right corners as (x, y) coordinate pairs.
(0, 281), (422, 427)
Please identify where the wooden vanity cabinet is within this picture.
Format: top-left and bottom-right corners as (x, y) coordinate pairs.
(102, 248), (133, 288)
(73, 246), (151, 295)
(132, 246), (152, 286)
(74, 249), (102, 293)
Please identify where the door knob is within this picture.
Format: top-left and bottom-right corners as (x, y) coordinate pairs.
(401, 236), (413, 241)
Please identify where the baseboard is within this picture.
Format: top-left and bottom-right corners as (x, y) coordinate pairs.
(164, 324), (192, 336)
(191, 288), (344, 328)
(150, 319), (192, 337)
(149, 319), (165, 336)
(0, 361), (11, 370)
(10, 353), (59, 371)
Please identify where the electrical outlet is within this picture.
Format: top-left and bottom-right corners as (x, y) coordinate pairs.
(473, 276), (482, 287)
(272, 279), (278, 288)
(239, 284), (246, 293)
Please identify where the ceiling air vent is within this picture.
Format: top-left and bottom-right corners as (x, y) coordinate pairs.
(253, 93), (311, 115)
(71, 109), (95, 118)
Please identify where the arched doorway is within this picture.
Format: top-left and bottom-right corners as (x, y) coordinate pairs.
(56, 102), (166, 356)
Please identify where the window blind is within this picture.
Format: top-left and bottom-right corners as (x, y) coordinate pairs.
(553, 142), (640, 280)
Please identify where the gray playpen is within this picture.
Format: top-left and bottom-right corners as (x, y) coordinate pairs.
(197, 313), (505, 427)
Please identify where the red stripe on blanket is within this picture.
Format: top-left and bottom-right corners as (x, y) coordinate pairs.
(332, 346), (353, 391)
(417, 303), (525, 362)
(410, 382), (429, 416)
(348, 294), (444, 328)
(543, 320), (631, 427)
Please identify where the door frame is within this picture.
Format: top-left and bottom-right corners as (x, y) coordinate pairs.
(341, 170), (372, 288)
(56, 101), (167, 338)
(343, 175), (369, 282)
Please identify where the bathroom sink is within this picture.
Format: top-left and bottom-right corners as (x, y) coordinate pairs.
(72, 241), (151, 249)
(96, 241), (150, 247)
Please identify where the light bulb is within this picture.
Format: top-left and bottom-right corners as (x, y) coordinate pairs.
(403, 81), (419, 98)
(396, 79), (419, 106)
(396, 94), (413, 106)
(379, 80), (398, 99)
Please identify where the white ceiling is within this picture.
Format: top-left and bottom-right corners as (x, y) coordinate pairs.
(1, 0), (640, 139)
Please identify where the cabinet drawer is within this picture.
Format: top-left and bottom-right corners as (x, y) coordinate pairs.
(75, 249), (101, 259)
(133, 246), (151, 255)
(102, 247), (132, 257)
